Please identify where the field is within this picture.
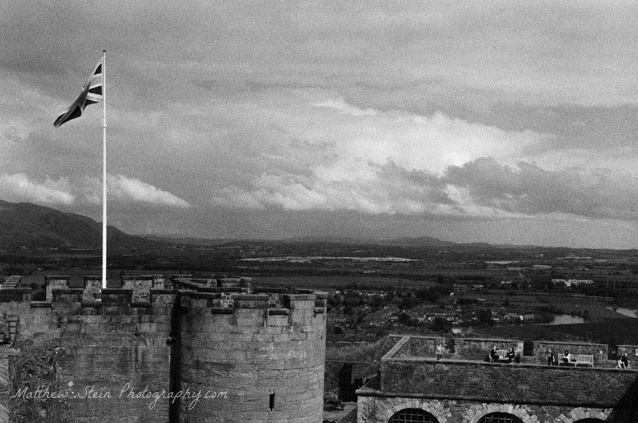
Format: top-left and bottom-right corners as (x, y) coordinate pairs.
(534, 294), (622, 319)
(250, 275), (440, 290)
(469, 292), (622, 319)
(475, 318), (638, 345)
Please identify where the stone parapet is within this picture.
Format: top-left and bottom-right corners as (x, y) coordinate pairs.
(121, 274), (166, 302)
(379, 356), (638, 408)
(391, 335), (628, 368)
(0, 288), (32, 303)
(359, 334), (638, 423)
(172, 276), (250, 290)
(45, 275), (70, 301)
(0, 277), (327, 423)
(179, 290), (327, 318)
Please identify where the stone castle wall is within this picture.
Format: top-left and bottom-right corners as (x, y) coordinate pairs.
(357, 396), (629, 423)
(357, 335), (638, 423)
(0, 280), (327, 423)
(393, 335), (635, 368)
(379, 359), (637, 406)
(0, 288), (175, 422)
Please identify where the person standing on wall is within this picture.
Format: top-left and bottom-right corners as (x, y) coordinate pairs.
(436, 343), (445, 360)
(618, 352), (630, 369)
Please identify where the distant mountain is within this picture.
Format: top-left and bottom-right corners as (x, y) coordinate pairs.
(151, 235), (461, 248)
(379, 236), (458, 247)
(0, 200), (152, 250)
(284, 236), (372, 244)
(273, 235), (456, 247)
(144, 235), (233, 246)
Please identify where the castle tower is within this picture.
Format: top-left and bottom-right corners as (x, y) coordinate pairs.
(177, 290), (327, 422)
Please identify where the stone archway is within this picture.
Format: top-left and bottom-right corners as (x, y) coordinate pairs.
(374, 398), (449, 423)
(477, 413), (523, 423)
(467, 404), (535, 423)
(388, 408), (438, 423)
(559, 407), (612, 422)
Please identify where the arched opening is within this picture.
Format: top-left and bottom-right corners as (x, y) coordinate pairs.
(388, 407), (439, 423)
(478, 412), (524, 423)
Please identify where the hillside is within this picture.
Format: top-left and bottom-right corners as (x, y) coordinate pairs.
(0, 200), (152, 250)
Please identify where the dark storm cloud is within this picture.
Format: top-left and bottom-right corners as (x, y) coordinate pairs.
(480, 104), (638, 155)
(3, 1), (638, 248)
(373, 161), (455, 207)
(445, 157), (638, 220)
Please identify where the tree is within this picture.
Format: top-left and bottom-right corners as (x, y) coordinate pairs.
(397, 312), (411, 325)
(367, 294), (385, 310)
(477, 309), (494, 326)
(583, 309), (590, 321)
(398, 296), (417, 310)
(384, 290), (395, 302)
(327, 295), (341, 308)
(430, 317), (451, 332)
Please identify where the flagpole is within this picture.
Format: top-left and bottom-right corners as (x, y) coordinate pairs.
(102, 50), (107, 290)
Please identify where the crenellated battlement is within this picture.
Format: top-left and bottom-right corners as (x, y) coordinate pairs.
(179, 290), (327, 335)
(0, 283), (327, 319)
(172, 275), (251, 290)
(0, 275), (328, 422)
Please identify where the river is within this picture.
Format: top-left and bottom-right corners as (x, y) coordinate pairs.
(549, 314), (585, 325)
(610, 307), (638, 318)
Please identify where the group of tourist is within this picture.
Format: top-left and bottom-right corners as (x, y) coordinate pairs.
(545, 348), (632, 369)
(486, 345), (521, 364)
(617, 352), (631, 369)
(545, 349), (572, 366)
(438, 343), (632, 368)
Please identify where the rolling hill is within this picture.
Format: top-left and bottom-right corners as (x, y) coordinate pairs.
(0, 200), (151, 250)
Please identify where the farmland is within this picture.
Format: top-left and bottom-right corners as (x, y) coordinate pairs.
(3, 238), (638, 343)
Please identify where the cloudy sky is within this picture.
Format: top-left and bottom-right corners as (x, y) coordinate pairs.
(2, 1), (638, 248)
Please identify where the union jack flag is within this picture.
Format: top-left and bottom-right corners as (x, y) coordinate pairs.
(54, 58), (103, 127)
